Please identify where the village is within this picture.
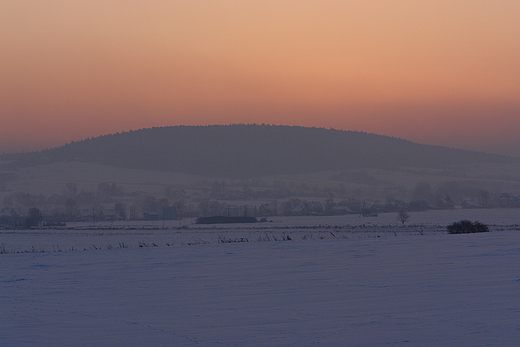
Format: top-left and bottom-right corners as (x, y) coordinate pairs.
(2, 179), (520, 228)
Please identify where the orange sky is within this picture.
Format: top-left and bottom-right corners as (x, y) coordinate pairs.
(1, 1), (520, 155)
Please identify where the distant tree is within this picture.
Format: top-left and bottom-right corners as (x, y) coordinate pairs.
(97, 182), (112, 200)
(397, 210), (410, 224)
(25, 207), (42, 228)
(5, 192), (46, 211)
(3, 195), (13, 207)
(97, 182), (124, 200)
(65, 198), (78, 218)
(114, 202), (127, 219)
(407, 200), (431, 211)
(478, 189), (490, 208)
(324, 197), (335, 215)
(92, 203), (104, 216)
(435, 181), (461, 202)
(172, 200), (186, 219)
(412, 182), (433, 203)
(197, 200), (222, 217)
(76, 190), (96, 205)
(281, 198), (303, 216)
(64, 182), (77, 198)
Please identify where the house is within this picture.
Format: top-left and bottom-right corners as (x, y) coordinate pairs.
(291, 205), (309, 216)
(331, 205), (352, 215)
(99, 210), (120, 221)
(307, 201), (324, 214)
(259, 203), (278, 216)
(360, 202), (380, 216)
(436, 195), (455, 209)
(491, 196), (520, 208)
(224, 205), (240, 217)
(76, 209), (95, 222)
(162, 206), (180, 220)
(142, 211), (160, 220)
(461, 199), (483, 209)
(338, 199), (363, 213)
(238, 205), (256, 217)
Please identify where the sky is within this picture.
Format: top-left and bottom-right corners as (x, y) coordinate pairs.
(1, 1), (520, 156)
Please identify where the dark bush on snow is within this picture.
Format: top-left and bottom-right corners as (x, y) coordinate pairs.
(447, 220), (489, 234)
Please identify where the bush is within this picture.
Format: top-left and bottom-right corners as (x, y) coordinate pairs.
(447, 220), (489, 234)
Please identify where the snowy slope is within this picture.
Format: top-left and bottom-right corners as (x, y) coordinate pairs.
(2, 228), (520, 346)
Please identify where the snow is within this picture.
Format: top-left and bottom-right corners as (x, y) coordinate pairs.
(2, 210), (520, 346)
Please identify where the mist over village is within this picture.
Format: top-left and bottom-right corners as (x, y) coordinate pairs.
(3, 164), (520, 228)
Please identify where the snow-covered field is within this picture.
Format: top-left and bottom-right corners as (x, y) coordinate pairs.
(2, 209), (520, 346)
(2, 208), (520, 254)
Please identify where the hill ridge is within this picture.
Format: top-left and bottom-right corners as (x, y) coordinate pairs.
(1, 124), (514, 178)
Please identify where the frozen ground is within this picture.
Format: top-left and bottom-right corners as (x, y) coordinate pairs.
(2, 209), (520, 346)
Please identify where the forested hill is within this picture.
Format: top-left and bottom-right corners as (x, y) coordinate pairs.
(1, 125), (515, 178)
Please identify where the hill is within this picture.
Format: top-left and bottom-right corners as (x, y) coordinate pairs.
(1, 124), (515, 178)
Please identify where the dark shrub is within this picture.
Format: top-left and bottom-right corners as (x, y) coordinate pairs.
(196, 216), (257, 224)
(447, 220), (489, 234)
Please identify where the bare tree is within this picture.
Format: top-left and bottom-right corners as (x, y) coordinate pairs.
(397, 210), (410, 224)
(64, 182), (77, 198)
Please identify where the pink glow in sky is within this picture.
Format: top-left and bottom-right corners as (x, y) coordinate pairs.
(1, 1), (520, 155)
